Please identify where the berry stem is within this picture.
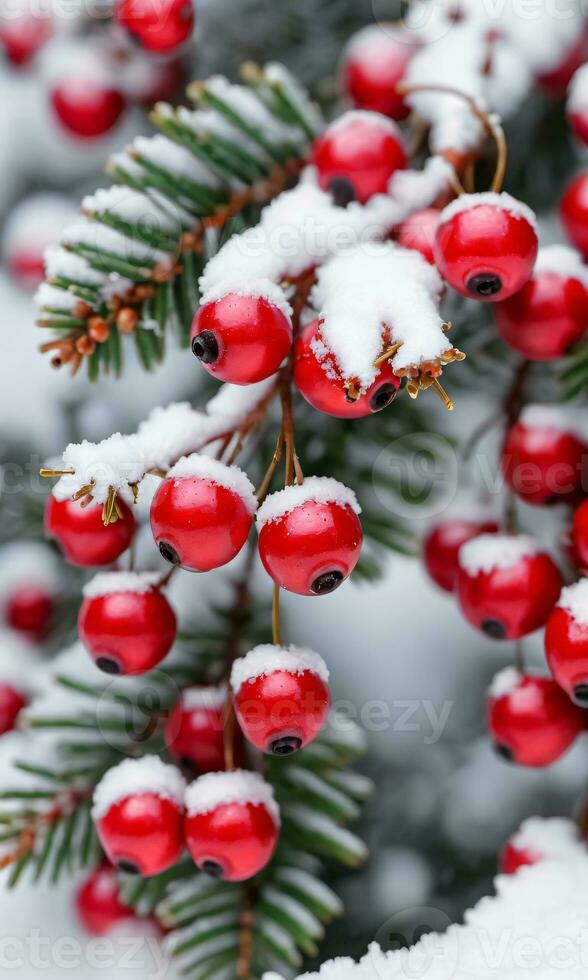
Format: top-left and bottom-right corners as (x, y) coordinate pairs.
(237, 891), (255, 979)
(272, 582), (282, 646)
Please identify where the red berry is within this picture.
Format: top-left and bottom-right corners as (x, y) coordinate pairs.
(231, 645), (330, 755)
(312, 111), (406, 205)
(538, 34), (587, 93)
(184, 770), (280, 882)
(191, 294), (292, 385)
(93, 757), (186, 876)
(257, 478), (362, 596)
(561, 173), (588, 259)
(340, 25), (416, 121)
(571, 499), (588, 570)
(44, 495), (136, 568)
(293, 319), (400, 419)
(0, 12), (51, 66)
(422, 517), (499, 593)
(494, 247), (588, 360)
(500, 818), (579, 874)
(165, 686), (227, 775)
(545, 580), (588, 706)
(487, 668), (583, 766)
(568, 66), (588, 144)
(116, 0), (194, 54)
(51, 80), (126, 139)
(456, 534), (562, 640)
(150, 456), (256, 572)
(502, 407), (587, 506)
(500, 840), (539, 875)
(0, 684), (27, 735)
(434, 194), (538, 301)
(396, 208), (440, 265)
(78, 572), (176, 676)
(76, 865), (136, 935)
(5, 586), (55, 641)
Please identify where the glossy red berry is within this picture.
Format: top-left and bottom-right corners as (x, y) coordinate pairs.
(184, 770), (280, 882)
(231, 645), (330, 755)
(312, 110), (406, 205)
(191, 294), (292, 385)
(434, 193), (538, 301)
(78, 572), (176, 676)
(294, 319), (400, 419)
(545, 580), (588, 706)
(150, 456), (257, 572)
(76, 866), (136, 935)
(5, 587), (55, 641)
(0, 11), (51, 66)
(93, 757), (186, 876)
(340, 25), (415, 121)
(165, 686), (226, 775)
(500, 840), (538, 875)
(500, 818), (579, 874)
(257, 478), (362, 597)
(502, 407), (587, 506)
(487, 668), (583, 766)
(456, 534), (562, 640)
(44, 495), (136, 568)
(396, 208), (440, 265)
(116, 0), (194, 53)
(422, 517), (498, 593)
(0, 684), (27, 735)
(494, 246), (588, 360)
(51, 80), (126, 139)
(560, 173), (588, 259)
(571, 499), (588, 571)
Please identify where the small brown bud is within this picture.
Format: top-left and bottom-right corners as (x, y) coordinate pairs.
(117, 307), (139, 333)
(75, 335), (96, 356)
(87, 317), (109, 342)
(74, 301), (94, 319)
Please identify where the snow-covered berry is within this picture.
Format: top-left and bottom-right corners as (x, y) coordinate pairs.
(494, 245), (588, 360)
(150, 455), (257, 572)
(500, 817), (580, 875)
(51, 76), (126, 139)
(434, 193), (538, 301)
(567, 65), (588, 145)
(545, 579), (588, 706)
(560, 173), (588, 260)
(165, 686), (227, 775)
(2, 194), (76, 291)
(312, 110), (406, 205)
(422, 517), (499, 594)
(230, 645), (330, 755)
(115, 0), (194, 54)
(6, 587), (55, 642)
(0, 6), (51, 66)
(0, 684), (27, 735)
(76, 865), (136, 935)
(293, 319), (400, 419)
(396, 208), (441, 266)
(78, 572), (176, 676)
(456, 534), (562, 640)
(191, 294), (292, 385)
(257, 477), (362, 597)
(340, 24), (416, 121)
(44, 495), (136, 568)
(184, 770), (280, 881)
(92, 756), (186, 876)
(487, 668), (583, 767)
(502, 405), (587, 506)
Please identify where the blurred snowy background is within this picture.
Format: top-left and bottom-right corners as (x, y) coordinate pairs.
(0, 0), (586, 976)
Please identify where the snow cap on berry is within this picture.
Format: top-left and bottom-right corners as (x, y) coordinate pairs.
(52, 433), (145, 505)
(256, 477), (360, 530)
(92, 755), (186, 821)
(167, 454), (258, 514)
(82, 571), (162, 599)
(0, 542), (59, 599)
(181, 685), (227, 710)
(534, 244), (588, 287)
(568, 64), (588, 114)
(326, 108), (405, 143)
(517, 403), (588, 443)
(508, 817), (580, 861)
(439, 192), (537, 231)
(459, 533), (540, 576)
(488, 666), (522, 700)
(185, 769), (280, 825)
(230, 644), (329, 694)
(556, 578), (588, 626)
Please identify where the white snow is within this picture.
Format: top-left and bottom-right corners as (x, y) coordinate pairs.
(204, 75), (301, 146)
(61, 217), (171, 268)
(326, 109), (405, 143)
(557, 579), (588, 627)
(343, 23), (413, 67)
(263, 62), (323, 136)
(459, 534), (540, 576)
(200, 280), (293, 322)
(257, 477), (360, 530)
(439, 192), (537, 231)
(311, 243), (448, 386)
(35, 282), (79, 313)
(44, 246), (107, 286)
(518, 404), (588, 443)
(92, 755), (186, 821)
(82, 186), (180, 238)
(181, 684), (226, 711)
(167, 454), (258, 513)
(534, 245), (588, 287)
(131, 134), (221, 188)
(82, 571), (162, 599)
(488, 666), (522, 700)
(52, 432), (146, 505)
(568, 64), (588, 114)
(0, 542), (60, 600)
(509, 816), (580, 861)
(230, 644), (329, 692)
(185, 769), (280, 824)
(386, 155), (454, 209)
(1, 194), (76, 265)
